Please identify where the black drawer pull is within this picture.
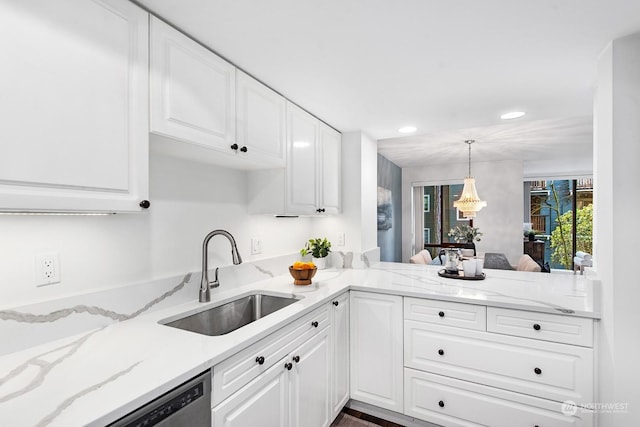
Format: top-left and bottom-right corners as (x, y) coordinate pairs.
(311, 321), (319, 328)
(438, 349), (445, 356)
(533, 323), (541, 331)
(333, 301), (339, 306)
(230, 143), (239, 150)
(438, 311), (445, 318)
(240, 146), (248, 152)
(438, 400), (445, 408)
(255, 356), (265, 365)
(284, 362), (293, 370)
(292, 355), (300, 363)
(534, 367), (542, 375)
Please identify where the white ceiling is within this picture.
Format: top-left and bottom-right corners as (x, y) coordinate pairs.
(136, 0), (640, 168)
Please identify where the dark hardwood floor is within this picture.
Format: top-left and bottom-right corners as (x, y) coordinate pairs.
(331, 408), (405, 427)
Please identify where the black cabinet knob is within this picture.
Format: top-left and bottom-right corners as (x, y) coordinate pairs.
(311, 321), (319, 328)
(255, 356), (265, 365)
(438, 349), (445, 356)
(292, 355), (300, 363)
(316, 208), (326, 213)
(139, 200), (151, 209)
(438, 400), (445, 408)
(333, 301), (339, 306)
(438, 311), (445, 318)
(240, 146), (248, 152)
(284, 362), (293, 370)
(534, 367), (542, 375)
(230, 143), (239, 150)
(533, 323), (541, 331)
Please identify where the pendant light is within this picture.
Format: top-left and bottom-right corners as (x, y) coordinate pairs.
(453, 140), (487, 218)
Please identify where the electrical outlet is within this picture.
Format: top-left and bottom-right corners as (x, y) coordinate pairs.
(336, 232), (345, 246)
(251, 238), (262, 255)
(35, 252), (60, 286)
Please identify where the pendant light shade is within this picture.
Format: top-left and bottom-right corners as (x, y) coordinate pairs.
(453, 140), (487, 218)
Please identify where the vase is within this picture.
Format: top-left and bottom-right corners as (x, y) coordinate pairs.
(313, 256), (328, 270)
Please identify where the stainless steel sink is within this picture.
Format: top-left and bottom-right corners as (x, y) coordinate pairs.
(163, 293), (300, 336)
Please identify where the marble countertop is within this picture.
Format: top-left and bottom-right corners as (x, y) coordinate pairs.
(0, 262), (599, 426)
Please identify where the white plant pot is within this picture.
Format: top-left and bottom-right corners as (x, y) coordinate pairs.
(313, 256), (328, 270)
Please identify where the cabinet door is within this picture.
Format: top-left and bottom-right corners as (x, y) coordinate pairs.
(212, 357), (290, 427)
(317, 123), (342, 214)
(0, 0), (148, 212)
(290, 327), (332, 427)
(150, 17), (236, 151)
(236, 70), (286, 167)
(331, 292), (350, 418)
(350, 291), (404, 412)
(286, 102), (319, 214)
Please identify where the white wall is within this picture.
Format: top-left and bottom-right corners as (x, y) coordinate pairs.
(594, 33), (640, 426)
(0, 150), (319, 307)
(402, 159), (523, 264)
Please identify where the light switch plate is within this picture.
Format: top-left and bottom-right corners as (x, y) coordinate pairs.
(251, 238), (262, 255)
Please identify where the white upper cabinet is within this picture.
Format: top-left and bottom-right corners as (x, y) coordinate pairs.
(247, 102), (341, 215)
(0, 0), (149, 212)
(286, 102), (321, 214)
(150, 18), (287, 169)
(318, 123), (342, 214)
(150, 17), (236, 153)
(236, 70), (286, 167)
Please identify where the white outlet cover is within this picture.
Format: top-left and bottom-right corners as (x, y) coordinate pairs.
(35, 252), (60, 286)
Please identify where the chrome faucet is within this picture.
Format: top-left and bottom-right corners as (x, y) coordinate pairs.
(200, 229), (243, 303)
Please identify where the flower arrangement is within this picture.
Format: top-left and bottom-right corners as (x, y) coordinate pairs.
(300, 237), (332, 258)
(448, 225), (482, 243)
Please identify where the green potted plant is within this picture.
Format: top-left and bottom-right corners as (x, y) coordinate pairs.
(300, 237), (332, 270)
(525, 230), (536, 241)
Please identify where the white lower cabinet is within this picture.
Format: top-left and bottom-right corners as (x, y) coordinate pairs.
(330, 292), (350, 418)
(403, 298), (595, 427)
(212, 301), (339, 427)
(405, 369), (594, 427)
(212, 357), (290, 427)
(349, 291), (403, 413)
(290, 327), (332, 427)
(213, 327), (330, 427)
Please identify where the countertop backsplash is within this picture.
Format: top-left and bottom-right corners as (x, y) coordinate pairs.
(0, 249), (378, 355)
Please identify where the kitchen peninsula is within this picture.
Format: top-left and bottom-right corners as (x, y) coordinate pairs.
(0, 258), (599, 426)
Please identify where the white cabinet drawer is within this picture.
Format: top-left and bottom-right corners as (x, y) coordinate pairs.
(212, 306), (329, 406)
(404, 368), (593, 427)
(487, 307), (594, 347)
(404, 321), (594, 403)
(404, 297), (486, 331)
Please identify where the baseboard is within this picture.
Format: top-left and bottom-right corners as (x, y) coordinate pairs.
(346, 399), (439, 427)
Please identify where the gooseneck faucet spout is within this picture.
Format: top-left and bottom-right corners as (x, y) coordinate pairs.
(200, 229), (243, 303)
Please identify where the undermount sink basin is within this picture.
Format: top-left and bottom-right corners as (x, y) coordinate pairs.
(163, 293), (301, 336)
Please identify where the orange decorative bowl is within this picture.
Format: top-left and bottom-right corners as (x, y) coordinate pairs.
(288, 266), (318, 286)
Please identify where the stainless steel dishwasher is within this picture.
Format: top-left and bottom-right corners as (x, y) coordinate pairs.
(108, 370), (211, 427)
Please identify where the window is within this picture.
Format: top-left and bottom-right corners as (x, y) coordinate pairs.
(524, 179), (593, 269)
(414, 184), (471, 258)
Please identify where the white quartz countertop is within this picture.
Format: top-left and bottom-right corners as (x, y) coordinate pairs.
(0, 262), (599, 426)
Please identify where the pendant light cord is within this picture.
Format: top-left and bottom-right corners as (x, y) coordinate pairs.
(465, 139), (474, 177)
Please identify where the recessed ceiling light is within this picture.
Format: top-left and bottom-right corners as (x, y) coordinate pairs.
(398, 126), (417, 134)
(500, 111), (526, 120)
